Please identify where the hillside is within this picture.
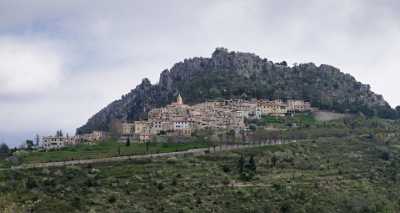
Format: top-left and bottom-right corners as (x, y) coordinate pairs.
(77, 48), (396, 134)
(2, 128), (400, 212)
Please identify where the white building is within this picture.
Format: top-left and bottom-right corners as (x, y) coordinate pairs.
(42, 136), (67, 150)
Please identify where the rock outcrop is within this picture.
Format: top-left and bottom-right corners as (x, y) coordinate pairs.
(77, 48), (396, 134)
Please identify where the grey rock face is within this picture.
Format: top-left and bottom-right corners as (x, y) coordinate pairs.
(76, 48), (395, 134)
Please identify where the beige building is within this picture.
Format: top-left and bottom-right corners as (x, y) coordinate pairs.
(287, 100), (312, 112)
(134, 121), (152, 141)
(42, 136), (67, 150)
(258, 100), (288, 116)
(78, 131), (108, 143)
(119, 95), (314, 142)
(121, 123), (135, 136)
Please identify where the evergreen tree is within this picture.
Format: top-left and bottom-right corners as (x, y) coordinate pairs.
(248, 155), (257, 172)
(26, 140), (34, 150)
(238, 154), (245, 174)
(0, 143), (9, 154)
(146, 141), (149, 153)
(35, 134), (40, 146)
(126, 138), (131, 147)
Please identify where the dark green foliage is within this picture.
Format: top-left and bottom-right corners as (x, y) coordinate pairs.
(238, 154), (245, 174)
(249, 124), (257, 131)
(26, 140), (34, 150)
(56, 130), (63, 137)
(126, 138), (130, 147)
(247, 155), (256, 172)
(0, 143), (9, 154)
(222, 164), (231, 173)
(25, 176), (37, 189)
(108, 195), (116, 203)
(238, 155), (257, 181)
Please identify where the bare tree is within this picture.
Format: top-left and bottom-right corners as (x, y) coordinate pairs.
(109, 119), (123, 140)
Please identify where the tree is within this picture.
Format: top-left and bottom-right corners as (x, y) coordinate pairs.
(240, 130), (246, 144)
(238, 154), (245, 173)
(254, 128), (269, 144)
(226, 129), (236, 144)
(249, 124), (257, 132)
(217, 133), (225, 150)
(396, 106), (400, 118)
(0, 143), (10, 154)
(109, 119), (123, 139)
(56, 130), (63, 137)
(248, 155), (257, 172)
(126, 137), (131, 147)
(145, 141), (150, 153)
(35, 134), (40, 146)
(26, 140), (34, 150)
(239, 155), (257, 181)
(209, 134), (220, 152)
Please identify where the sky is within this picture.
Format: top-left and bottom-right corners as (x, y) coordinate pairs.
(0, 0), (399, 147)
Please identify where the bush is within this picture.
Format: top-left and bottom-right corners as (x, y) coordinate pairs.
(222, 164), (231, 173)
(25, 177), (37, 189)
(108, 195), (117, 203)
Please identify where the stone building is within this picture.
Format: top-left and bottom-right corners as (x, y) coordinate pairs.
(42, 136), (67, 150)
(257, 100), (288, 116)
(119, 95), (314, 142)
(121, 123), (135, 136)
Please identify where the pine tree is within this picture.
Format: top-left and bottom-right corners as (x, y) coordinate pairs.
(238, 154), (245, 174)
(248, 155), (256, 172)
(0, 143), (9, 154)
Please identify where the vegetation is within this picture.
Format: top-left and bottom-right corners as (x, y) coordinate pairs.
(247, 113), (317, 128)
(17, 139), (207, 164)
(0, 143), (10, 154)
(2, 131), (400, 212)
(2, 116), (400, 212)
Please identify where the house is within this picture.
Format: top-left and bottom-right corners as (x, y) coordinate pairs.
(257, 100), (288, 116)
(116, 95), (315, 142)
(121, 123), (135, 136)
(42, 136), (67, 150)
(77, 131), (108, 143)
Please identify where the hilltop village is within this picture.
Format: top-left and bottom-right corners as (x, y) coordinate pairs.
(42, 95), (314, 150)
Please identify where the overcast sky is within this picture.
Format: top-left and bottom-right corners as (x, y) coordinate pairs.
(0, 0), (399, 146)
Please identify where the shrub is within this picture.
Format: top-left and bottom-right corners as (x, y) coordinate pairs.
(108, 195), (117, 203)
(222, 164), (231, 173)
(25, 177), (37, 189)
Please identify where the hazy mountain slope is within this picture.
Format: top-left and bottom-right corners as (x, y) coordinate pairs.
(77, 48), (395, 134)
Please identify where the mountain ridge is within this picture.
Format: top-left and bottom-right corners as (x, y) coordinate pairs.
(77, 48), (396, 134)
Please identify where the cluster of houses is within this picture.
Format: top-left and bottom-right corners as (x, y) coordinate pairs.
(119, 94), (313, 141)
(41, 94), (313, 150)
(41, 131), (108, 150)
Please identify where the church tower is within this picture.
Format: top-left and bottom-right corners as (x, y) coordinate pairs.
(177, 93), (183, 105)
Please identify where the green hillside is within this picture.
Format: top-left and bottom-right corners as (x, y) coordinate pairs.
(2, 118), (400, 212)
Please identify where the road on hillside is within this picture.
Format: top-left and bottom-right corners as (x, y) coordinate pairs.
(10, 140), (292, 170)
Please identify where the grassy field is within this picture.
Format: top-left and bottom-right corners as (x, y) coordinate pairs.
(18, 140), (208, 164)
(1, 133), (400, 212)
(255, 113), (318, 128)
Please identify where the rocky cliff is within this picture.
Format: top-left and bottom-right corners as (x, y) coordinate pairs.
(76, 48), (396, 134)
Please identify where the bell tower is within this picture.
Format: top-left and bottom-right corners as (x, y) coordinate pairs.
(177, 93), (183, 105)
